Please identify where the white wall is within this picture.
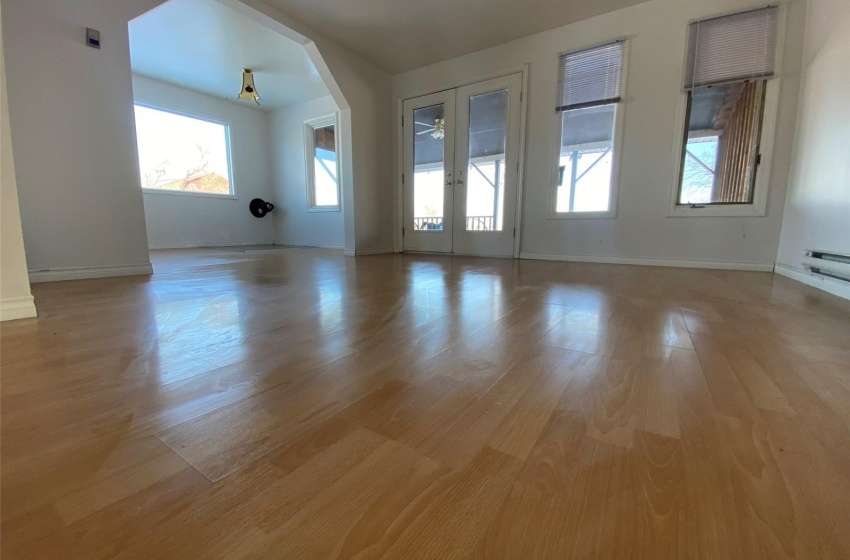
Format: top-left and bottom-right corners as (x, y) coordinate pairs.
(132, 75), (275, 248)
(775, 0), (850, 298)
(2, 0), (157, 281)
(269, 95), (344, 248)
(0, 1), (36, 320)
(393, 0), (807, 269)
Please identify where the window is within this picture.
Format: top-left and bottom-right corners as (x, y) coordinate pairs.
(305, 115), (340, 211)
(133, 104), (233, 196)
(553, 41), (625, 216)
(675, 6), (778, 211)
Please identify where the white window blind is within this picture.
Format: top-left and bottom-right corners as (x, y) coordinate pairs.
(556, 41), (624, 112)
(684, 6), (779, 90)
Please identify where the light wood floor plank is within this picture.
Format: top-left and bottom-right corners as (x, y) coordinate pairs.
(2, 248), (849, 559)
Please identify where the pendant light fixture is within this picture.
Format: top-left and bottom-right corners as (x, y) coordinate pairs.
(237, 68), (261, 105)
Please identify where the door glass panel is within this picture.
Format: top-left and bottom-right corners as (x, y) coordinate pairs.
(465, 89), (508, 231)
(413, 104), (446, 231)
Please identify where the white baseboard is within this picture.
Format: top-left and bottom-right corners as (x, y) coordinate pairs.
(344, 247), (395, 257)
(29, 263), (153, 283)
(148, 241), (274, 249)
(0, 295), (37, 321)
(275, 242), (345, 250)
(774, 263), (850, 301)
(520, 252), (775, 272)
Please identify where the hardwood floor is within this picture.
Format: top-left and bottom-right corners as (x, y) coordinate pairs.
(2, 247), (850, 559)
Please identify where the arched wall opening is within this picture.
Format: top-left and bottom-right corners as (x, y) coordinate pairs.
(217, 0), (395, 255)
(128, 0), (348, 252)
(1, 0), (393, 286)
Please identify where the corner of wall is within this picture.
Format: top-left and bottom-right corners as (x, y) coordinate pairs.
(1, 1), (36, 321)
(774, 0), (850, 301)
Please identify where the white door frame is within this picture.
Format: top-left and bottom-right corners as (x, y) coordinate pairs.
(394, 65), (529, 258)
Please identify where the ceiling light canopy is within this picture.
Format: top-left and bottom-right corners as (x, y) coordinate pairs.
(237, 68), (261, 105)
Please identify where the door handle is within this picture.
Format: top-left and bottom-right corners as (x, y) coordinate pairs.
(456, 179), (464, 185)
(445, 180), (453, 186)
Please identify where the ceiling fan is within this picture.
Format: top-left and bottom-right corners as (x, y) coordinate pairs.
(414, 117), (445, 139)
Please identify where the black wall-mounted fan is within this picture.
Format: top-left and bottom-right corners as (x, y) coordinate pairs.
(249, 198), (275, 218)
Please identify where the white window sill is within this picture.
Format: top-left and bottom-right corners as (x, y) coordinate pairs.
(667, 204), (766, 218)
(143, 188), (237, 200)
(547, 210), (616, 220)
(307, 206), (341, 213)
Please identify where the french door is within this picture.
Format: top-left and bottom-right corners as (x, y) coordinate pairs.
(402, 73), (523, 257)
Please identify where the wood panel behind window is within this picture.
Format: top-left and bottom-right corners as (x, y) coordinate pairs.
(713, 81), (762, 203)
(314, 126), (335, 152)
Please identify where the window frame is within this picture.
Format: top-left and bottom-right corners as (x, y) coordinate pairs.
(547, 39), (629, 220)
(133, 102), (236, 199)
(304, 113), (341, 212)
(667, 5), (786, 218)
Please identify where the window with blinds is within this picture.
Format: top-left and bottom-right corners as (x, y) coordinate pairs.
(677, 6), (778, 208)
(557, 41), (625, 111)
(554, 41), (625, 214)
(684, 6), (778, 90)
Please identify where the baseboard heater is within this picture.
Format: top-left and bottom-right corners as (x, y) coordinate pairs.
(803, 249), (850, 283)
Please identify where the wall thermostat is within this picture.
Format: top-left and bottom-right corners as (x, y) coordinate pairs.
(86, 28), (101, 49)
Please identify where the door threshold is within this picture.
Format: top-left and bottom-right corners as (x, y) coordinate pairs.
(402, 250), (515, 259)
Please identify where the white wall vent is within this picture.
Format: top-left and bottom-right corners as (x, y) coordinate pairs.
(803, 249), (850, 283)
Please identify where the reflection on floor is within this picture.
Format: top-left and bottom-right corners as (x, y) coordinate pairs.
(2, 247), (850, 558)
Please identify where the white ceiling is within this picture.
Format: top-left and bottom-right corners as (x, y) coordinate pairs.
(129, 0), (330, 111)
(262, 0), (651, 74)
